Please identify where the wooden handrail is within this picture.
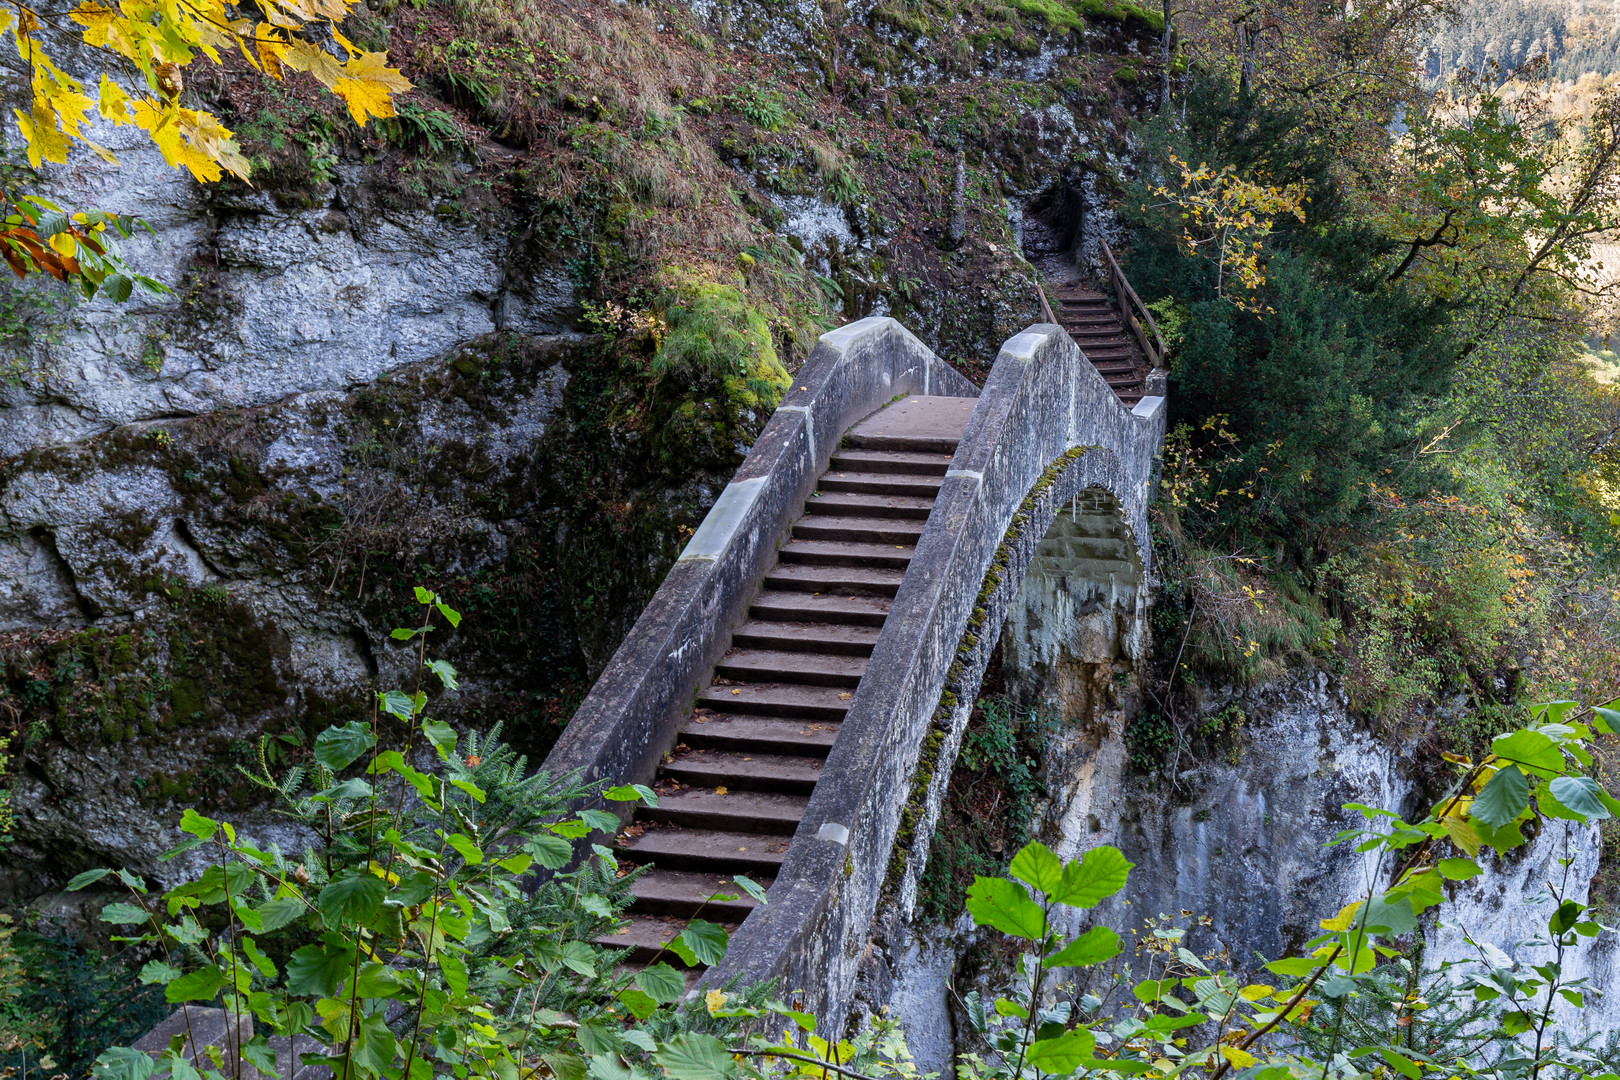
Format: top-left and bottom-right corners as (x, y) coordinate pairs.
(1101, 239), (1168, 370)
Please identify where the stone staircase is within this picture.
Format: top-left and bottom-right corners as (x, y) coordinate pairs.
(1050, 285), (1149, 405)
(596, 395), (974, 974)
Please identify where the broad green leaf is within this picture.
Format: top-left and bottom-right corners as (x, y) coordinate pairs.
(1265, 955), (1330, 977)
(414, 585), (436, 604)
(579, 808), (621, 833)
(733, 875), (769, 904)
(1592, 707), (1620, 735)
(426, 659), (458, 688)
(965, 876), (1047, 939)
(619, 987), (659, 1019)
(1471, 765), (1530, 828)
(441, 953), (469, 995)
(1026, 1028), (1096, 1075)
(354, 961), (404, 998)
(241, 937), (277, 978)
(255, 896), (305, 932)
(138, 960), (182, 985)
(65, 868), (114, 891)
(652, 1034), (735, 1080)
(679, 919), (728, 967)
(242, 1038), (277, 1079)
(100, 902), (149, 925)
(435, 601), (462, 628)
(605, 784), (658, 805)
(1051, 846), (1132, 908)
(635, 963), (686, 1005)
(1473, 817), (1527, 854)
(94, 1047), (158, 1080)
(179, 807), (220, 840)
(351, 1012), (398, 1073)
(445, 833), (484, 866)
(1009, 842), (1065, 896)
(379, 691), (418, 720)
(1490, 730), (1563, 775)
(1543, 776), (1612, 822)
(1047, 926), (1122, 967)
(527, 834), (574, 869)
(1360, 895), (1417, 936)
(317, 873), (385, 926)
(423, 720), (458, 749)
(313, 722), (374, 771)
(286, 936), (354, 997)
(1437, 858), (1481, 881)
(164, 965), (224, 1003)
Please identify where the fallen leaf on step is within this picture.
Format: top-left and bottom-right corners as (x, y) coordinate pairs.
(732, 689), (741, 695)
(838, 692), (852, 700)
(715, 786), (728, 795)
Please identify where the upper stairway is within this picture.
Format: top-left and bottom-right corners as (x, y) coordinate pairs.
(599, 397), (972, 970)
(1051, 285), (1149, 406)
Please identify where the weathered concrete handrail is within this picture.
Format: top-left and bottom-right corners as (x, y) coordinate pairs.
(708, 324), (1165, 1032)
(540, 318), (977, 804)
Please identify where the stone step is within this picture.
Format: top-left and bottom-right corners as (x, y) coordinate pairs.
(628, 867), (771, 920)
(803, 492), (935, 520)
(749, 591), (892, 626)
(844, 395), (973, 454)
(716, 648), (867, 687)
(792, 515), (925, 545)
(732, 619), (881, 655)
(830, 449), (953, 476)
(642, 785), (809, 832)
(595, 912), (708, 966)
(661, 748), (824, 794)
(778, 539), (914, 570)
(618, 824), (791, 874)
(681, 711), (843, 754)
(763, 563), (906, 597)
(817, 472), (943, 498)
(698, 682), (852, 719)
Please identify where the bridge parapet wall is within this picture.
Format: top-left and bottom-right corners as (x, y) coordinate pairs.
(541, 319), (977, 807)
(709, 324), (1165, 1031)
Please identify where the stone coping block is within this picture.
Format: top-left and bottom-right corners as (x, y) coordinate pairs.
(706, 324), (1165, 1033)
(540, 317), (976, 814)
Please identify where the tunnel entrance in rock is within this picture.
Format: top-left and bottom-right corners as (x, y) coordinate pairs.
(999, 486), (1144, 739)
(1020, 175), (1084, 262)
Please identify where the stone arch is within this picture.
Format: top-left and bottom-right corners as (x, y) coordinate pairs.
(1000, 484), (1148, 726)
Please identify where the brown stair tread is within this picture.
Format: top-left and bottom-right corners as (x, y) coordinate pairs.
(595, 913), (719, 966)
(829, 449), (953, 475)
(778, 538), (915, 569)
(845, 395), (974, 451)
(732, 619), (882, 654)
(681, 712), (842, 753)
(661, 748), (824, 792)
(716, 648), (867, 687)
(763, 563), (906, 596)
(817, 472), (944, 497)
(618, 825), (792, 873)
(628, 868), (773, 919)
(791, 516), (926, 544)
(697, 682), (853, 718)
(803, 491), (935, 519)
(642, 785), (809, 832)
(749, 591), (893, 626)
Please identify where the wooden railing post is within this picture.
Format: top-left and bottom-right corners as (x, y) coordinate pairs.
(1100, 239), (1168, 370)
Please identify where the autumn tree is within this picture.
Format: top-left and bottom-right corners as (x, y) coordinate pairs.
(1, 0), (412, 300)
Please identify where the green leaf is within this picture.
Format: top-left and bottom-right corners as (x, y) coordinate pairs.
(313, 722), (375, 771)
(733, 875), (768, 904)
(1437, 858), (1481, 881)
(255, 896), (306, 932)
(426, 659), (459, 689)
(1490, 730), (1564, 775)
(165, 965), (225, 1003)
(1026, 1028), (1096, 1075)
(619, 987), (659, 1019)
(317, 873), (385, 926)
(65, 868), (114, 891)
(352, 1011), (398, 1073)
(1592, 707), (1620, 736)
(1009, 842), (1065, 896)
(390, 627), (418, 640)
(441, 953), (469, 995)
(423, 720), (458, 749)
(527, 834), (574, 870)
(354, 961), (404, 998)
(98, 275), (134, 304)
(1377, 1050), (1420, 1080)
(1473, 817), (1527, 854)
(241, 937), (277, 979)
(414, 586), (436, 605)
(652, 1035), (735, 1080)
(445, 833), (484, 866)
(435, 601), (462, 628)
(1265, 955), (1330, 977)
(605, 784), (658, 805)
(965, 876), (1047, 939)
(635, 963), (686, 1005)
(380, 691), (418, 720)
(1047, 926), (1122, 968)
(678, 919), (728, 967)
(1051, 846), (1132, 908)
(1360, 895), (1417, 936)
(286, 936), (355, 997)
(1472, 765), (1530, 828)
(99, 902), (149, 925)
(138, 960), (181, 985)
(94, 1047), (158, 1080)
(179, 807), (220, 840)
(1543, 776), (1612, 822)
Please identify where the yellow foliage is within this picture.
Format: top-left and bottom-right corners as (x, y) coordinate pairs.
(5, 0), (411, 183)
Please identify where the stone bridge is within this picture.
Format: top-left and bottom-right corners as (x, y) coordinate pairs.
(542, 316), (1166, 1034)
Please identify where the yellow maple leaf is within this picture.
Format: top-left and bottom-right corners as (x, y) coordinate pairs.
(704, 990), (728, 1015)
(329, 50), (411, 125)
(131, 99), (224, 181)
(14, 100), (75, 166)
(1319, 899), (1362, 932)
(98, 74), (130, 123)
(1218, 1047), (1257, 1069)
